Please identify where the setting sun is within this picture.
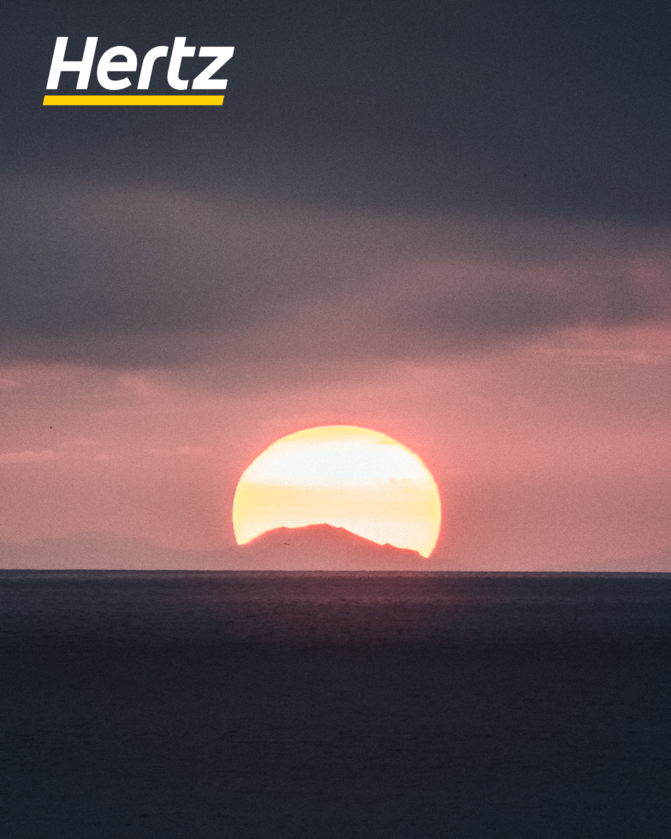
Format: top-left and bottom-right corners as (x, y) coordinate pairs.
(232, 426), (442, 557)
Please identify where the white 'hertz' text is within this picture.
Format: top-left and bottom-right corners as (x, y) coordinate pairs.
(43, 37), (234, 106)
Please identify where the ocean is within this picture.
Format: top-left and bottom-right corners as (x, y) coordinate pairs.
(0, 571), (670, 838)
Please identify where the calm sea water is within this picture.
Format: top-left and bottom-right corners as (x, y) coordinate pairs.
(1, 571), (670, 838)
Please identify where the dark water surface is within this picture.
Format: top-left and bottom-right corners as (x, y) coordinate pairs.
(1, 571), (670, 838)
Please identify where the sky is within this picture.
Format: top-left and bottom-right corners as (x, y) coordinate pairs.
(1, 0), (670, 569)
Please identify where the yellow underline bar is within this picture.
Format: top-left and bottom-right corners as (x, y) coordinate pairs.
(43, 95), (224, 106)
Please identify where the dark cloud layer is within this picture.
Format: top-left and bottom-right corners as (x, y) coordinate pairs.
(2, 0), (671, 370)
(1, 174), (669, 368)
(397, 259), (670, 350)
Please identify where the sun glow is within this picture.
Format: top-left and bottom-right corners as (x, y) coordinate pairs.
(232, 426), (442, 557)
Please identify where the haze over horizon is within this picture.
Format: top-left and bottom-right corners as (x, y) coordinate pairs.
(1, 0), (670, 570)
(1, 524), (669, 574)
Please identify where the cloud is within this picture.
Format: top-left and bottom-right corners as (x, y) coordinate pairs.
(390, 256), (671, 353)
(0, 173), (669, 375)
(148, 446), (210, 457)
(0, 449), (59, 464)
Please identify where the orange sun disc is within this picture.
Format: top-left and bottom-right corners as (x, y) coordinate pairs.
(232, 425), (441, 557)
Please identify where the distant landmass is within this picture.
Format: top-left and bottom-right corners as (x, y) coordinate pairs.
(1, 528), (669, 572)
(0, 532), (203, 571)
(0, 525), (431, 571)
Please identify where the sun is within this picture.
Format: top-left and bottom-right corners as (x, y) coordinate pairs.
(232, 425), (441, 557)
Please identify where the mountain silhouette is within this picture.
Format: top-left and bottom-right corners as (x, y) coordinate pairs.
(241, 524), (429, 570)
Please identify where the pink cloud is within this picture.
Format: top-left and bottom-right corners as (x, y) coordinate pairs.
(148, 446), (210, 457)
(0, 449), (59, 464)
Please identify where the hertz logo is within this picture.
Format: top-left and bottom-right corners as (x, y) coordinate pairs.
(43, 37), (234, 106)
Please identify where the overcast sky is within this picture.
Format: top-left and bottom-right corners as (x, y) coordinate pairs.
(1, 0), (670, 569)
